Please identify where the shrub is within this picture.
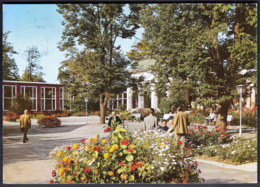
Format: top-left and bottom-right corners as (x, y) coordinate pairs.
(188, 110), (208, 124)
(37, 117), (61, 128)
(229, 108), (257, 127)
(49, 127), (204, 184)
(10, 95), (32, 115)
(194, 137), (257, 164)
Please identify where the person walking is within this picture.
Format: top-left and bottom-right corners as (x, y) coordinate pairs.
(143, 108), (158, 131)
(168, 106), (190, 154)
(19, 109), (31, 143)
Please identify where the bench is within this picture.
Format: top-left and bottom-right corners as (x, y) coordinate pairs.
(131, 113), (141, 120)
(159, 114), (173, 122)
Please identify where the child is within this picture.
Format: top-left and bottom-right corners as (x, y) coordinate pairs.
(160, 119), (169, 132)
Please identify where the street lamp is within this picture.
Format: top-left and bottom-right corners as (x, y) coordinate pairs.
(236, 84), (246, 137)
(85, 97), (88, 124)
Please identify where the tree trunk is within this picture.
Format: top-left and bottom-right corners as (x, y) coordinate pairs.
(99, 93), (108, 124)
(215, 100), (230, 130)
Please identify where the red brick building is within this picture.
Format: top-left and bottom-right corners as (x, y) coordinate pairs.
(2, 80), (72, 112)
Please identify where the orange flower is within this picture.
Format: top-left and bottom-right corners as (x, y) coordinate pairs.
(120, 174), (127, 180)
(109, 171), (114, 176)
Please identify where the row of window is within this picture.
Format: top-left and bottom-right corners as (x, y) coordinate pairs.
(3, 85), (72, 111)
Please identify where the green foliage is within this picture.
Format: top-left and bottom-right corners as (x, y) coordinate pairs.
(195, 137), (257, 164)
(22, 46), (45, 82)
(139, 3), (257, 119)
(188, 110), (207, 124)
(10, 95), (32, 115)
(229, 108), (257, 127)
(158, 97), (171, 113)
(71, 96), (99, 113)
(3, 31), (20, 80)
(57, 4), (141, 123)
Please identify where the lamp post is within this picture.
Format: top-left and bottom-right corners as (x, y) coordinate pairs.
(85, 97), (88, 124)
(236, 85), (246, 137)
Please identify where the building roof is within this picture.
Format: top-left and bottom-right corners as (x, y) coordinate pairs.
(129, 59), (156, 73)
(3, 80), (63, 86)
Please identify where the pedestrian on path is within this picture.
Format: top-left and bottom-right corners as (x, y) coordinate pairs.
(19, 109), (31, 143)
(143, 108), (158, 131)
(167, 106), (190, 154)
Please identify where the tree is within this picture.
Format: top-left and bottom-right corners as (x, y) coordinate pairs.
(21, 66), (45, 82)
(22, 46), (45, 82)
(3, 31), (20, 80)
(139, 3), (256, 125)
(11, 95), (32, 115)
(57, 4), (140, 124)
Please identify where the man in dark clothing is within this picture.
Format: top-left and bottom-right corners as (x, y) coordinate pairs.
(159, 119), (169, 132)
(108, 111), (122, 127)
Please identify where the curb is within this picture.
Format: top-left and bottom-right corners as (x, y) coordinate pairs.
(195, 158), (257, 172)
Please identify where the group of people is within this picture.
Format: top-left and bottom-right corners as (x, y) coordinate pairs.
(107, 106), (190, 154)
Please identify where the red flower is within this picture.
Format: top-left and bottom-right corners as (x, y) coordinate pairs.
(216, 130), (220, 133)
(128, 149), (133, 152)
(183, 178), (187, 183)
(52, 170), (56, 177)
(188, 167), (191, 170)
(81, 139), (86, 144)
(119, 162), (124, 166)
(189, 147), (192, 150)
(222, 132), (225, 135)
(195, 161), (198, 166)
(121, 140), (129, 146)
(73, 172), (76, 176)
(49, 180), (54, 184)
(66, 146), (71, 150)
(177, 141), (182, 145)
(172, 178), (175, 182)
(104, 127), (112, 133)
(135, 160), (142, 167)
(203, 126), (207, 129)
(84, 167), (91, 173)
(94, 146), (101, 152)
(209, 133), (212, 136)
(130, 166), (136, 170)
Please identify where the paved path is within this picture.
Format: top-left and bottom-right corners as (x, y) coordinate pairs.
(2, 116), (257, 184)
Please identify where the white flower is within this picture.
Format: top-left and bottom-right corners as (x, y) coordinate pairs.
(231, 151), (236, 155)
(248, 145), (251, 148)
(160, 167), (164, 171)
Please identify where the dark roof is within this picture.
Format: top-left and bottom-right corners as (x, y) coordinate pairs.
(129, 59), (156, 73)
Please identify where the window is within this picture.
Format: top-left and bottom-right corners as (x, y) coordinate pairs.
(59, 87), (72, 111)
(21, 86), (37, 111)
(3, 85), (16, 110)
(41, 87), (56, 111)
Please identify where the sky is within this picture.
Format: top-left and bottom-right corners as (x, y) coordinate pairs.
(3, 4), (144, 84)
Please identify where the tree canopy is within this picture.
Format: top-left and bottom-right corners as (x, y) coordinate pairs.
(139, 3), (257, 122)
(57, 4), (141, 123)
(3, 31), (20, 80)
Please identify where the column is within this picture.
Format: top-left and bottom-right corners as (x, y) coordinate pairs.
(138, 87), (144, 109)
(37, 85), (41, 112)
(251, 86), (256, 109)
(121, 93), (124, 105)
(56, 86), (60, 111)
(127, 87), (133, 111)
(151, 85), (158, 110)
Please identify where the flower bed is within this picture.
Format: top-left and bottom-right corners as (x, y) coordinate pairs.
(37, 117), (61, 128)
(186, 124), (232, 147)
(3, 113), (19, 122)
(229, 108), (257, 128)
(49, 127), (204, 184)
(194, 137), (257, 165)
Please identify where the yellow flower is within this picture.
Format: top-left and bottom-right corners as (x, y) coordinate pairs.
(104, 153), (110, 160)
(94, 170), (98, 175)
(63, 156), (69, 162)
(102, 139), (107, 144)
(85, 144), (92, 150)
(59, 167), (66, 177)
(109, 147), (115, 153)
(128, 144), (135, 149)
(93, 138), (98, 143)
(112, 144), (118, 149)
(57, 152), (62, 157)
(72, 143), (79, 149)
(96, 134), (99, 138)
(101, 147), (106, 150)
(109, 171), (114, 176)
(72, 151), (76, 157)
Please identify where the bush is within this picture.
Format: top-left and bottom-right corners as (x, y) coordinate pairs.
(159, 97), (171, 114)
(194, 137), (257, 164)
(188, 110), (208, 124)
(229, 108), (257, 127)
(10, 95), (32, 115)
(37, 117), (61, 128)
(187, 124), (232, 147)
(49, 127), (204, 184)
